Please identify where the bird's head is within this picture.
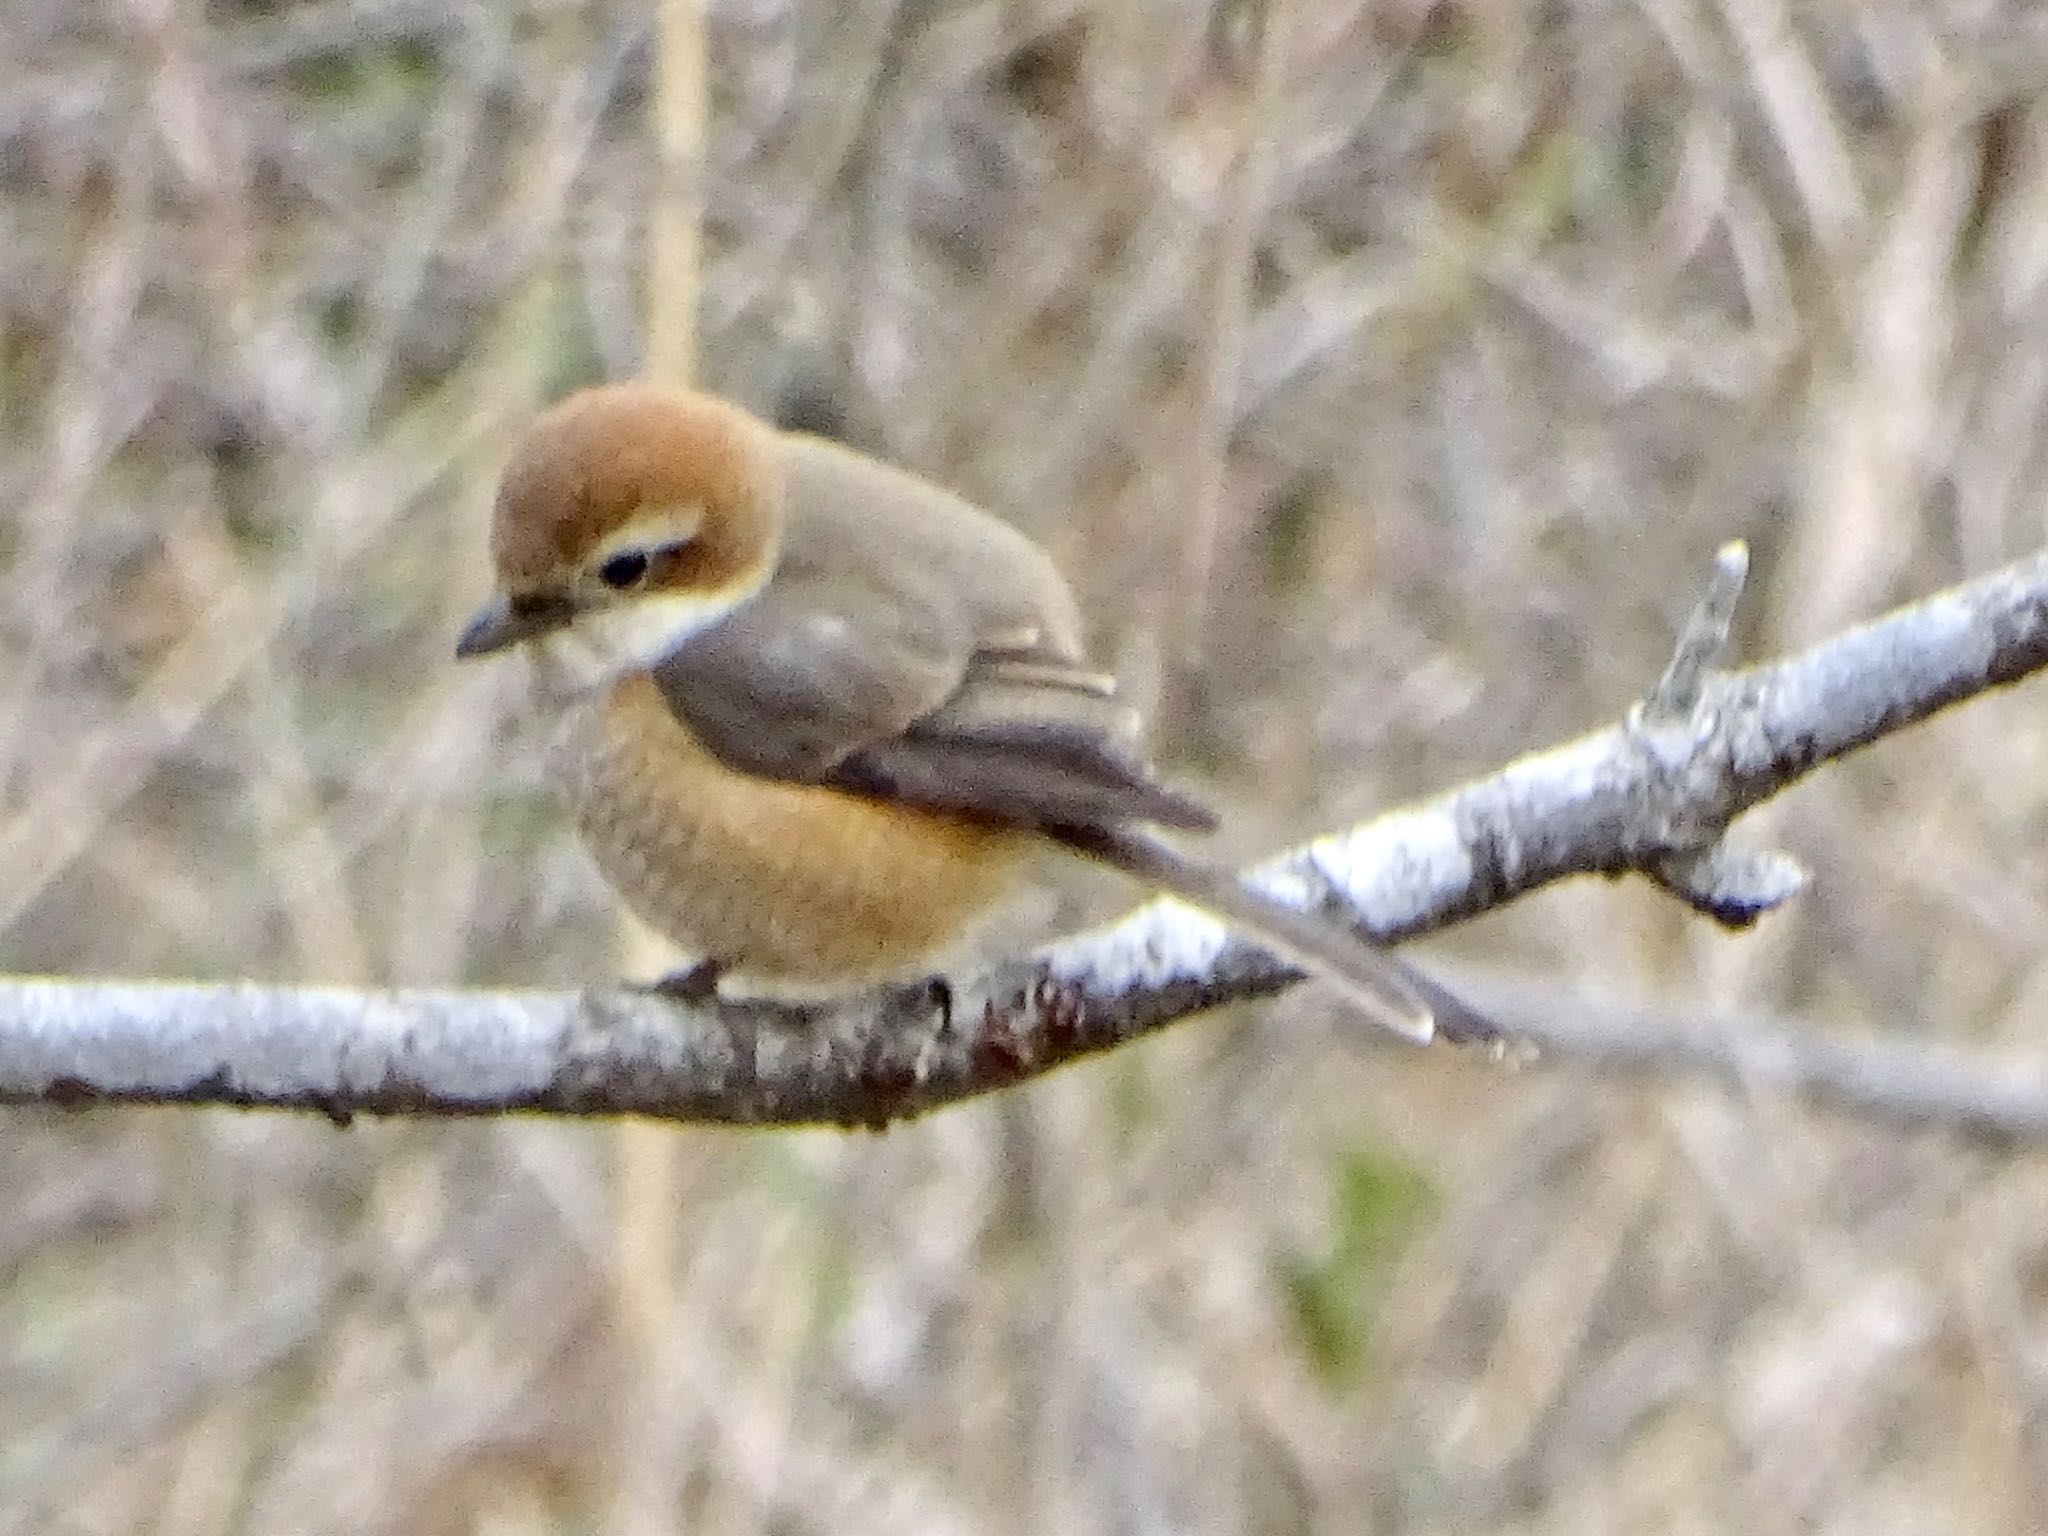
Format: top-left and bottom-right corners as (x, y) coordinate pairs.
(455, 384), (784, 681)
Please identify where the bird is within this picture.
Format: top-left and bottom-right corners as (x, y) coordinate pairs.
(455, 382), (1495, 1045)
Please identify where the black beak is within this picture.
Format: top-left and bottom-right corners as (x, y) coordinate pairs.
(455, 594), (573, 659)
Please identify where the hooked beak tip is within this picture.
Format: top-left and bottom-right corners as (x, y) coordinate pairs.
(456, 595), (567, 659)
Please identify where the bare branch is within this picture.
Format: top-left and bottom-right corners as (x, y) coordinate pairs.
(1638, 541), (1809, 922)
(1305, 541), (2048, 935)
(4, 543), (2048, 1129)
(1646, 539), (1750, 717)
(1460, 973), (2048, 1147)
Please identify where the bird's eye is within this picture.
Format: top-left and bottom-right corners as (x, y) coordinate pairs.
(597, 550), (650, 590)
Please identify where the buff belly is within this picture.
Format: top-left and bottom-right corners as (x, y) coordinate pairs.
(557, 674), (1031, 989)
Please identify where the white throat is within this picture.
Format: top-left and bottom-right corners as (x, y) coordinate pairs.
(529, 586), (756, 700)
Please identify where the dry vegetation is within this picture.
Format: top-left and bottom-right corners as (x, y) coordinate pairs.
(7, 0), (2048, 1530)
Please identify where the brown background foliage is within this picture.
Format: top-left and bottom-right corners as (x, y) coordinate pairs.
(6, 2), (2048, 1531)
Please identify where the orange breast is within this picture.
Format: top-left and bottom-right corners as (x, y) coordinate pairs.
(558, 673), (1031, 989)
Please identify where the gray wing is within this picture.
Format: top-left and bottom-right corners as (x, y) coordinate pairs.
(833, 651), (1215, 831)
(649, 566), (962, 782)
(650, 576), (1215, 833)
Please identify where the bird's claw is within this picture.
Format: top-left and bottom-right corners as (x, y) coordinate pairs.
(638, 959), (726, 1004)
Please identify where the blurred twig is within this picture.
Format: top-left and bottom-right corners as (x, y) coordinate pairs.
(608, 4), (705, 1530)
(1170, 0), (1293, 668)
(7, 540), (2048, 1129)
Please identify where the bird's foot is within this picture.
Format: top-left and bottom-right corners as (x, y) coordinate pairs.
(638, 959), (726, 1004)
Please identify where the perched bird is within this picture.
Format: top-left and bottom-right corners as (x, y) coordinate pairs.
(457, 383), (1493, 1044)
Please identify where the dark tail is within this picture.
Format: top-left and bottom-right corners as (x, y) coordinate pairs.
(1051, 824), (1501, 1046)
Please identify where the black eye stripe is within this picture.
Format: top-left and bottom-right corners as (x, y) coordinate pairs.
(509, 590), (575, 622)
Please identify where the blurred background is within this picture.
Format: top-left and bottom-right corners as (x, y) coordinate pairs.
(8, 1), (2048, 1531)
